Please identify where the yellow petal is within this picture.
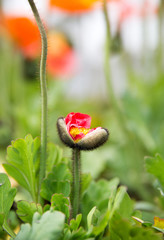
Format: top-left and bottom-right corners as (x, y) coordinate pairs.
(154, 216), (164, 229)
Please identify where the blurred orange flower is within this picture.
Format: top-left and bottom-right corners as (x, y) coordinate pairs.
(47, 32), (77, 78)
(49, 0), (105, 13)
(3, 17), (41, 59)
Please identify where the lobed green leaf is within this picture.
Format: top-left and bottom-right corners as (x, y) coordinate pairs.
(51, 193), (69, 219)
(0, 173), (16, 237)
(41, 162), (71, 201)
(3, 134), (40, 201)
(16, 200), (43, 224)
(15, 211), (65, 240)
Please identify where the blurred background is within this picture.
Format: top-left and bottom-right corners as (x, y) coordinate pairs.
(0, 0), (164, 214)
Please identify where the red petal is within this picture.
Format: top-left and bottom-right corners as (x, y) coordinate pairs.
(65, 112), (91, 132)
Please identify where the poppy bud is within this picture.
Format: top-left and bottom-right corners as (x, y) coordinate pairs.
(57, 112), (109, 150)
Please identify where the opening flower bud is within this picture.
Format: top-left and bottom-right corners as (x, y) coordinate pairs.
(57, 112), (109, 150)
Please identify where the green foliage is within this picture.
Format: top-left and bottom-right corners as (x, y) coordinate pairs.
(0, 174), (16, 220)
(46, 143), (64, 175)
(81, 173), (92, 194)
(14, 211), (65, 240)
(8, 210), (19, 231)
(63, 214), (90, 240)
(81, 178), (119, 223)
(0, 173), (17, 238)
(3, 134), (40, 202)
(69, 214), (82, 231)
(16, 201), (43, 224)
(91, 186), (133, 237)
(3, 135), (64, 203)
(109, 213), (162, 240)
(40, 162), (71, 201)
(145, 154), (164, 192)
(51, 194), (69, 219)
(87, 206), (96, 230)
(110, 186), (134, 219)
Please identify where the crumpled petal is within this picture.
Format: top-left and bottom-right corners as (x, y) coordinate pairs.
(65, 112), (91, 132)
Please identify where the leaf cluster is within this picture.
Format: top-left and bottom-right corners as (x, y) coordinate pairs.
(0, 135), (163, 239)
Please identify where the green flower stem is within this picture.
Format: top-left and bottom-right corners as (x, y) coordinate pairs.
(103, 0), (129, 136)
(27, 0), (48, 204)
(72, 148), (81, 219)
(103, 0), (116, 107)
(158, 0), (164, 70)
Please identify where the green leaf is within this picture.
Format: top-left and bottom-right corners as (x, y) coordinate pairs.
(87, 206), (96, 230)
(51, 194), (69, 219)
(82, 178), (119, 224)
(15, 211), (65, 240)
(64, 214), (86, 240)
(46, 143), (64, 175)
(43, 204), (50, 212)
(69, 214), (82, 231)
(109, 213), (163, 240)
(8, 210), (19, 230)
(92, 209), (110, 236)
(41, 163), (71, 201)
(3, 134), (40, 202)
(145, 154), (164, 191)
(0, 214), (4, 228)
(110, 186), (134, 219)
(14, 224), (31, 240)
(0, 173), (16, 237)
(16, 200), (43, 224)
(107, 187), (161, 240)
(92, 187), (133, 238)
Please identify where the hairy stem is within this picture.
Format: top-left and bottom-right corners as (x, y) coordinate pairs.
(72, 148), (81, 219)
(27, 0), (48, 204)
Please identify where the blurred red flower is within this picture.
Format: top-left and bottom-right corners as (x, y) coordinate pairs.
(3, 17), (41, 59)
(47, 32), (77, 78)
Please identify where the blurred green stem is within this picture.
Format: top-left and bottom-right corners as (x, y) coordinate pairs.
(72, 148), (81, 219)
(103, 0), (116, 107)
(158, 0), (164, 70)
(27, 0), (48, 204)
(103, 0), (127, 134)
(103, 0), (152, 200)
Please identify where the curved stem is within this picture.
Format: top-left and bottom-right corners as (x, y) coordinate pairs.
(72, 148), (81, 219)
(27, 0), (48, 204)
